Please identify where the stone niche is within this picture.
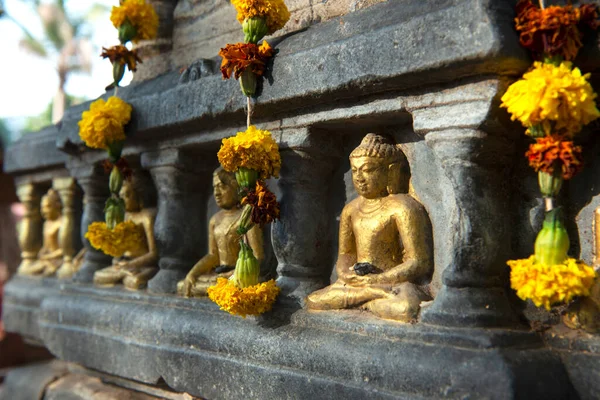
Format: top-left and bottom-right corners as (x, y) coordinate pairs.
(3, 0), (600, 399)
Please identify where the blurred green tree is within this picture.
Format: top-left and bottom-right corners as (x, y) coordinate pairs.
(3, 1), (108, 123)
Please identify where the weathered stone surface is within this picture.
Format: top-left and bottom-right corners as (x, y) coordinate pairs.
(166, 0), (390, 71)
(543, 326), (600, 400)
(35, 283), (571, 400)
(3, 126), (67, 176)
(0, 360), (68, 400)
(2, 276), (60, 342)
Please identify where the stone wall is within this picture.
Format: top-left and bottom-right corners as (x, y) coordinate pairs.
(136, 0), (388, 80)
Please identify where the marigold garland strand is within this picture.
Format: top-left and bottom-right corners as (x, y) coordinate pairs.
(78, 0), (158, 257)
(502, 0), (598, 310)
(208, 0), (290, 317)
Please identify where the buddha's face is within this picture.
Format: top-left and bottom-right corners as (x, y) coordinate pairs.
(41, 197), (60, 221)
(120, 183), (141, 212)
(213, 175), (238, 209)
(350, 156), (390, 199)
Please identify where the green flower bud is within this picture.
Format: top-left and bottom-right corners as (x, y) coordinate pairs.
(105, 197), (125, 230)
(107, 141), (124, 163)
(235, 167), (259, 192)
(109, 166), (124, 194)
(534, 208), (570, 266)
(239, 68), (257, 97)
(113, 62), (126, 87)
(243, 16), (268, 44)
(539, 170), (563, 198)
(118, 19), (137, 44)
(234, 241), (260, 288)
(527, 124), (546, 138)
(236, 204), (254, 235)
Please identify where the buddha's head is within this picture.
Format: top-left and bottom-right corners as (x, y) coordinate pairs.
(349, 133), (409, 199)
(41, 189), (62, 221)
(213, 167), (239, 210)
(120, 180), (142, 212)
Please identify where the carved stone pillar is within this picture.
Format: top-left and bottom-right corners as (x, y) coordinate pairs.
(273, 129), (341, 301)
(411, 80), (521, 327)
(69, 162), (112, 283)
(142, 148), (210, 294)
(15, 183), (43, 274)
(53, 177), (82, 279)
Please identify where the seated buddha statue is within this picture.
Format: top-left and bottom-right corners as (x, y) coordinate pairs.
(93, 178), (158, 290)
(563, 206), (600, 332)
(306, 133), (434, 322)
(178, 167), (264, 297)
(20, 189), (64, 276)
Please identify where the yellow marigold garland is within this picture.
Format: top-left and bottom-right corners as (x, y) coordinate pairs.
(501, 61), (600, 136)
(85, 221), (145, 258)
(110, 0), (159, 43)
(217, 125), (281, 179)
(508, 256), (596, 310)
(231, 0), (290, 35)
(207, 277), (280, 318)
(78, 97), (132, 150)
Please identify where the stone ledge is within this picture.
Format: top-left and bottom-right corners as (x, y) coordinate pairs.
(543, 326), (600, 400)
(2, 277), (575, 399)
(2, 276), (61, 342)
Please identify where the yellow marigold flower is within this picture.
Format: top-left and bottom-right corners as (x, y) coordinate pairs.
(217, 125), (281, 179)
(78, 96), (132, 150)
(231, 0), (290, 35)
(110, 0), (159, 43)
(508, 255), (596, 310)
(85, 221), (145, 257)
(501, 61), (600, 135)
(207, 277), (280, 317)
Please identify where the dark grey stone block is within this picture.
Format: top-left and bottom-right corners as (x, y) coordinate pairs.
(22, 282), (573, 400)
(0, 360), (68, 400)
(2, 276), (61, 342)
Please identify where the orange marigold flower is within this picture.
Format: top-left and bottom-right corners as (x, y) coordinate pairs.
(526, 135), (583, 179)
(241, 180), (280, 226)
(219, 41), (274, 80)
(515, 0), (599, 61)
(101, 45), (142, 72)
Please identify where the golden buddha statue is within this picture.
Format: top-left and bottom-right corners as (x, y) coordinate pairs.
(306, 133), (434, 322)
(177, 167), (264, 297)
(93, 179), (158, 290)
(19, 189), (64, 276)
(563, 206), (600, 332)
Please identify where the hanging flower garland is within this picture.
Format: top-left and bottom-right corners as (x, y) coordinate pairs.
(208, 126), (282, 317)
(80, 0), (158, 258)
(219, 0), (289, 99)
(208, 1), (289, 316)
(501, 0), (599, 310)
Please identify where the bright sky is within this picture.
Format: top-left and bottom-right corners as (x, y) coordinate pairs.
(0, 0), (131, 121)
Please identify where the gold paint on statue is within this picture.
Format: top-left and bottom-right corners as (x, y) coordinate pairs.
(54, 177), (81, 279)
(93, 179), (158, 290)
(19, 189), (64, 276)
(563, 206), (600, 332)
(177, 168), (264, 297)
(16, 183), (43, 275)
(306, 134), (433, 322)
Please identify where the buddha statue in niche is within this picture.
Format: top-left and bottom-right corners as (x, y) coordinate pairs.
(20, 189), (64, 276)
(563, 206), (600, 332)
(306, 133), (434, 322)
(93, 178), (158, 290)
(178, 167), (264, 297)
